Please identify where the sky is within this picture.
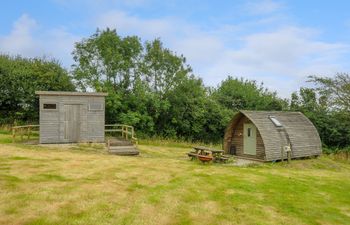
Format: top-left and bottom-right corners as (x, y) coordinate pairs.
(1, 0), (350, 98)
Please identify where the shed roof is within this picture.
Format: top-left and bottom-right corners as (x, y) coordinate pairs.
(35, 91), (108, 97)
(224, 110), (322, 161)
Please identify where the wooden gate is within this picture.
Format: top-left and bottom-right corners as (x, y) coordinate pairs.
(64, 104), (80, 142)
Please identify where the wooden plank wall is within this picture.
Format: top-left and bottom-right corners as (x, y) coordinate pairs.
(39, 95), (105, 144)
(39, 96), (60, 144)
(225, 111), (322, 162)
(231, 116), (266, 160)
(242, 111), (322, 161)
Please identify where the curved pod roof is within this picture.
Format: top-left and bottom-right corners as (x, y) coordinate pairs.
(224, 110), (322, 161)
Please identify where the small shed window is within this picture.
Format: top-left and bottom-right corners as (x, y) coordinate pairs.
(89, 103), (103, 111)
(269, 116), (283, 127)
(247, 128), (251, 137)
(43, 103), (57, 110)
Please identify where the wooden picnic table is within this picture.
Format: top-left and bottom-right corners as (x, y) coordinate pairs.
(193, 146), (224, 154)
(188, 146), (229, 163)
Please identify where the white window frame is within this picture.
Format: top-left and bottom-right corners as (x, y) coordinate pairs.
(269, 116), (283, 127)
(42, 103), (58, 111)
(88, 103), (103, 111)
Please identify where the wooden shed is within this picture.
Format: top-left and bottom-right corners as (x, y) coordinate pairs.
(36, 91), (108, 144)
(223, 110), (322, 161)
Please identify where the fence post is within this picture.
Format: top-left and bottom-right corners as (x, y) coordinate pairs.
(12, 127), (16, 143)
(27, 127), (31, 140)
(20, 128), (23, 141)
(287, 151), (291, 163)
(280, 146), (284, 163)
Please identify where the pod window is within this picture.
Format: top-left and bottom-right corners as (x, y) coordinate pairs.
(89, 103), (103, 111)
(269, 116), (283, 127)
(43, 103), (57, 110)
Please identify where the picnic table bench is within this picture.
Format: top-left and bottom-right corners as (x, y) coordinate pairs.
(188, 146), (231, 163)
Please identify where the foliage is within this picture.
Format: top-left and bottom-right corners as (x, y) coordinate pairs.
(295, 74), (350, 150)
(0, 55), (75, 124)
(308, 73), (350, 112)
(72, 28), (142, 92)
(72, 29), (288, 142)
(72, 29), (235, 142)
(290, 86), (350, 149)
(2, 28), (349, 148)
(212, 76), (287, 111)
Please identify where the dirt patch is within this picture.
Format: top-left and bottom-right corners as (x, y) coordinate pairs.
(233, 158), (263, 166)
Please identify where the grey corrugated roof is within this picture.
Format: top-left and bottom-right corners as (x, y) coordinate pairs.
(224, 110), (322, 161)
(35, 91), (108, 97)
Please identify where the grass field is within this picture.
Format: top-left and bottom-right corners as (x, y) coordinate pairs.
(0, 131), (350, 225)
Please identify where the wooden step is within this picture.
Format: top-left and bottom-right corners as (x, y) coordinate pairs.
(108, 146), (139, 156)
(109, 146), (137, 150)
(106, 138), (139, 156)
(108, 139), (133, 146)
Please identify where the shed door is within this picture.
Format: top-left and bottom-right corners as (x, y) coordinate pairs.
(243, 123), (256, 155)
(64, 104), (80, 142)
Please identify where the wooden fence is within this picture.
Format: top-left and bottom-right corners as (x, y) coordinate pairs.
(12, 125), (40, 143)
(105, 124), (138, 144)
(11, 124), (137, 144)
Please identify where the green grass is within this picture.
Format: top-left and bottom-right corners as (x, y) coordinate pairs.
(138, 137), (222, 149)
(0, 133), (14, 144)
(0, 132), (349, 224)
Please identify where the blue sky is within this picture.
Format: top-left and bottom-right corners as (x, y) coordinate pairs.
(1, 0), (350, 97)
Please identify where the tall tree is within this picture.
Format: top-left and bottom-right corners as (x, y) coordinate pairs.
(308, 73), (350, 112)
(212, 76), (286, 111)
(141, 39), (192, 98)
(0, 54), (75, 123)
(72, 29), (215, 141)
(72, 28), (143, 92)
(290, 86), (350, 148)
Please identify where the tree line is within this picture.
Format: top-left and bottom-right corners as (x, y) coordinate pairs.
(0, 28), (349, 149)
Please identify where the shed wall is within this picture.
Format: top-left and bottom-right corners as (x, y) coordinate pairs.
(39, 95), (105, 143)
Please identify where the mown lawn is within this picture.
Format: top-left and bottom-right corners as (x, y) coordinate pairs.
(0, 132), (350, 225)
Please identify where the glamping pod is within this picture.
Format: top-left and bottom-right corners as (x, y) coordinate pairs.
(223, 110), (322, 161)
(36, 91), (108, 144)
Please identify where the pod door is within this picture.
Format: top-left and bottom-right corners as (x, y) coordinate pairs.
(243, 123), (256, 155)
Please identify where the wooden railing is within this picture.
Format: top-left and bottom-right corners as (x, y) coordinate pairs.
(105, 124), (138, 144)
(12, 125), (40, 143)
(11, 124), (137, 144)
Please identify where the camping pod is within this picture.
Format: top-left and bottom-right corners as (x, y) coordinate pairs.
(223, 110), (322, 161)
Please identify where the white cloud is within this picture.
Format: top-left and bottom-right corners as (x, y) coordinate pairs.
(94, 10), (350, 97)
(202, 27), (348, 97)
(95, 11), (219, 68)
(95, 10), (226, 69)
(43, 27), (81, 66)
(96, 10), (173, 40)
(2, 8), (349, 98)
(0, 14), (80, 67)
(172, 36), (223, 65)
(0, 14), (39, 56)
